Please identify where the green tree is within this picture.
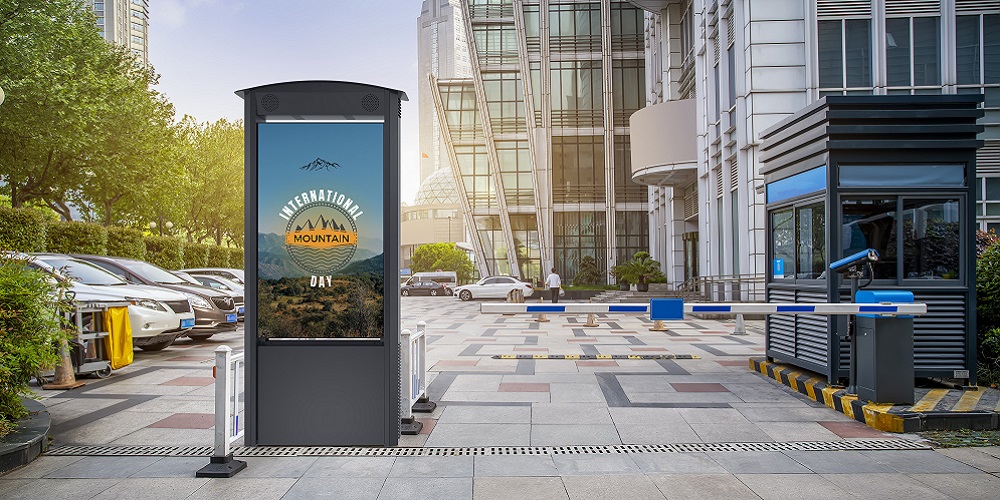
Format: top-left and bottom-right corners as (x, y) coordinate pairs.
(411, 242), (474, 283)
(572, 255), (603, 286)
(178, 118), (244, 247)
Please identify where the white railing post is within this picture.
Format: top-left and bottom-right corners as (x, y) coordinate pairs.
(196, 345), (246, 478)
(401, 321), (435, 435)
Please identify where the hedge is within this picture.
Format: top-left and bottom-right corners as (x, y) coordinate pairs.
(46, 221), (108, 256)
(228, 247), (244, 269)
(207, 245), (229, 268)
(182, 243), (211, 268)
(0, 206), (47, 252)
(107, 227), (146, 260)
(144, 235), (184, 270)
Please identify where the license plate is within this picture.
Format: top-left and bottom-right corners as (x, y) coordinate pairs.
(238, 306), (245, 314)
(180, 318), (195, 329)
(226, 313), (237, 323)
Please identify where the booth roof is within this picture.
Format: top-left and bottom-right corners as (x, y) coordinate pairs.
(235, 80), (408, 101)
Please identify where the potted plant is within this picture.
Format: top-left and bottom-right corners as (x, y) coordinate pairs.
(628, 251), (665, 293)
(609, 264), (631, 291)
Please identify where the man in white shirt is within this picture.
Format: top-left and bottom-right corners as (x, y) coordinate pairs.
(545, 267), (562, 303)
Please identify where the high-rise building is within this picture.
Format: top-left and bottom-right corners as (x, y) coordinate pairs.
(631, 0), (999, 300)
(418, 0), (474, 184)
(88, 0), (149, 66)
(431, 0), (650, 283)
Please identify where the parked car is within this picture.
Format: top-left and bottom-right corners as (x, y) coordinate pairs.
(404, 271), (457, 295)
(188, 274), (245, 321)
(27, 254), (196, 351)
(179, 267), (244, 285)
(74, 255), (239, 340)
(453, 276), (534, 301)
(401, 280), (448, 296)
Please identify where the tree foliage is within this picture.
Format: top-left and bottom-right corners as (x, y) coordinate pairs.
(46, 221), (108, 255)
(411, 242), (474, 284)
(573, 255), (603, 286)
(0, 206), (47, 252)
(178, 118), (244, 247)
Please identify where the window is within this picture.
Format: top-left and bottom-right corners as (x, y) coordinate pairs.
(550, 61), (602, 126)
(615, 211), (648, 264)
(978, 177), (1000, 217)
(902, 199), (960, 279)
(819, 19), (872, 91)
(613, 135), (645, 203)
(771, 209), (796, 279)
(611, 59), (644, 127)
(957, 15), (982, 85)
(769, 202), (825, 281)
(552, 136), (604, 203)
(554, 211), (607, 281)
(841, 199), (897, 280)
(727, 44), (737, 109)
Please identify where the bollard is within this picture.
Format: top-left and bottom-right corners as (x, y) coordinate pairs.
(196, 345), (247, 478)
(649, 319), (667, 331)
(536, 297), (550, 322)
(732, 314), (748, 335)
(409, 321), (437, 414)
(583, 313), (599, 327)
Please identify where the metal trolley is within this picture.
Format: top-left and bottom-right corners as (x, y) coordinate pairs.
(37, 300), (129, 384)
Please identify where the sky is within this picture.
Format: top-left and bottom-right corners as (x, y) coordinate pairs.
(148, 0), (422, 204)
(256, 122), (384, 242)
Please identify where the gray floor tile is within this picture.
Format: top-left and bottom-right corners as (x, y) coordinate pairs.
(860, 450), (984, 474)
(782, 450), (896, 474)
(910, 472), (1000, 499)
(437, 405), (531, 424)
(649, 473), (761, 500)
(424, 423), (531, 447)
(1, 456), (85, 479)
(377, 477), (472, 500)
(531, 404), (613, 425)
(44, 456), (162, 478)
(706, 452), (811, 474)
(735, 473), (849, 500)
(187, 477), (296, 500)
(130, 456), (216, 478)
(446, 375), (504, 392)
(303, 457), (395, 477)
(388, 456), (474, 477)
(936, 447), (1000, 473)
(735, 407), (844, 422)
(820, 473), (953, 500)
(754, 422), (841, 442)
(91, 477), (210, 499)
(280, 477), (383, 500)
(550, 383), (606, 403)
(609, 408), (686, 425)
(676, 408), (750, 424)
(552, 454), (641, 475)
(530, 424), (621, 446)
(237, 457), (318, 478)
(0, 478), (119, 500)
(615, 423), (701, 444)
(473, 455), (560, 477)
(474, 476), (569, 500)
(562, 474), (666, 500)
(630, 452), (728, 474)
(689, 423), (774, 443)
(617, 376), (674, 393)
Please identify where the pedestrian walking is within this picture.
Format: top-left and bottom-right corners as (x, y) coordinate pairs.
(545, 267), (561, 303)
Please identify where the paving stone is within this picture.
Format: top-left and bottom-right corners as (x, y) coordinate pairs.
(147, 412), (215, 429)
(676, 408), (750, 425)
(630, 452), (728, 474)
(706, 451), (811, 474)
(44, 456), (162, 478)
(423, 423), (531, 447)
(550, 383), (607, 403)
(388, 456), (474, 477)
(860, 450), (983, 474)
(551, 454), (642, 475)
(0, 478), (119, 500)
(129, 456), (217, 478)
(670, 383), (729, 393)
(530, 424), (622, 446)
(820, 473), (953, 500)
(377, 477), (472, 500)
(908, 471), (1000, 499)
(473, 455), (560, 477)
(649, 473), (760, 500)
(446, 375), (504, 392)
(473, 476), (569, 500)
(936, 447), (1000, 473)
(0, 456), (84, 479)
(437, 405), (531, 424)
(816, 421), (891, 438)
(615, 423), (702, 444)
(91, 477), (210, 499)
(735, 473), (848, 500)
(782, 451), (896, 474)
(237, 457), (318, 478)
(187, 477), (296, 500)
(110, 427), (214, 446)
(531, 404), (613, 424)
(562, 474), (666, 500)
(302, 457), (395, 477)
(689, 423), (774, 443)
(754, 422), (841, 442)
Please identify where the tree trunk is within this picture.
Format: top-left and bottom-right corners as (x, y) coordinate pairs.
(215, 227), (222, 246)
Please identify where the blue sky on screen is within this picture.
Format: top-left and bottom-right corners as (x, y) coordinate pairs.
(149, 0), (421, 203)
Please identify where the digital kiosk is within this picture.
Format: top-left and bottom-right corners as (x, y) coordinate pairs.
(238, 81), (406, 445)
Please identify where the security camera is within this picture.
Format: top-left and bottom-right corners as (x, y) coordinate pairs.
(829, 248), (879, 274)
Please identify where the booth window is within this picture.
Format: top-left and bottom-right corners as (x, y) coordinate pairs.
(842, 198), (898, 280)
(902, 199), (960, 280)
(770, 202), (825, 280)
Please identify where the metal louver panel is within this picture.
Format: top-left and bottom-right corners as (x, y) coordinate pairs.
(885, 0), (941, 15)
(817, 0), (872, 18)
(729, 156), (738, 188)
(727, 14), (736, 47)
(714, 38), (720, 65)
(956, 0), (1000, 14)
(912, 292), (968, 370)
(979, 140), (1000, 175)
(767, 288), (796, 358)
(716, 169), (724, 196)
(683, 188), (699, 219)
(795, 290), (831, 368)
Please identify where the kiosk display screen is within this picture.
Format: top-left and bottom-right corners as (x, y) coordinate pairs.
(256, 122), (385, 339)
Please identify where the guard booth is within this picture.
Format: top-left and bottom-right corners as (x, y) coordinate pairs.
(238, 81), (405, 445)
(758, 95), (983, 385)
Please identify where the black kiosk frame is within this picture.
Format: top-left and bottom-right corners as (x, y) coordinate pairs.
(759, 95), (983, 386)
(238, 81), (406, 446)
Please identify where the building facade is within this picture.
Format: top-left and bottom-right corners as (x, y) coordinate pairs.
(631, 0), (999, 299)
(431, 0), (651, 283)
(400, 168), (468, 271)
(88, 0), (149, 65)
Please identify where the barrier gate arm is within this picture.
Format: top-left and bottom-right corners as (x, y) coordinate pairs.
(480, 301), (928, 318)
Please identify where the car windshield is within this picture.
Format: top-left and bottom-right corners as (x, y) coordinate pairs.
(120, 260), (187, 284)
(38, 257), (127, 286)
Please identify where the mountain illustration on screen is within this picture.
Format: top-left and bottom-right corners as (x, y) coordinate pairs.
(292, 214), (347, 232)
(300, 157), (341, 172)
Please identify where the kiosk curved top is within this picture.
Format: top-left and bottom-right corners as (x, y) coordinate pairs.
(236, 81), (408, 101)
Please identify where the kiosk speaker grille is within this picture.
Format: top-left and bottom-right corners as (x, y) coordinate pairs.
(362, 94), (380, 112)
(261, 94), (279, 112)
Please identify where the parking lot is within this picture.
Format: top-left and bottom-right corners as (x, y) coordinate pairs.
(6, 297), (1000, 499)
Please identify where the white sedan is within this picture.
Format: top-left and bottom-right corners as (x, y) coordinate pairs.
(453, 276), (534, 301)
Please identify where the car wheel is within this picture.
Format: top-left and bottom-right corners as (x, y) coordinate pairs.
(138, 339), (173, 351)
(446, 288), (453, 296)
(430, 289), (439, 296)
(187, 333), (214, 341)
(402, 289), (410, 296)
(460, 290), (472, 301)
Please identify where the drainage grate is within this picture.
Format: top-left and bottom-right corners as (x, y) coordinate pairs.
(493, 354), (700, 360)
(46, 439), (928, 458)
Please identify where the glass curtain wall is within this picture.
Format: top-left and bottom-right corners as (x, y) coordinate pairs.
(554, 211), (606, 279)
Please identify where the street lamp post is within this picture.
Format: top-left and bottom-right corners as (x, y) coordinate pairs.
(447, 216), (452, 242)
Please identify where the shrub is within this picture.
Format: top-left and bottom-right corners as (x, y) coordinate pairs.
(46, 221), (108, 256)
(978, 242), (1000, 333)
(144, 235), (184, 270)
(0, 255), (72, 437)
(228, 247), (244, 269)
(573, 255), (603, 286)
(106, 227), (146, 260)
(207, 245), (229, 267)
(0, 206), (47, 252)
(979, 229), (1000, 258)
(183, 243), (211, 268)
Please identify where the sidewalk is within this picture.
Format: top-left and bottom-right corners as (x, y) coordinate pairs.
(2, 298), (1000, 499)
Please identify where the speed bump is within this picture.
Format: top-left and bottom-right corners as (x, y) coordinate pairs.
(492, 354), (699, 360)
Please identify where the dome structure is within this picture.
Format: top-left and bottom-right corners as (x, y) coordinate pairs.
(413, 168), (461, 205)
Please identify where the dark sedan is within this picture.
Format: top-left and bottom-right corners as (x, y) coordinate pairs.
(74, 255), (240, 341)
(401, 281), (448, 296)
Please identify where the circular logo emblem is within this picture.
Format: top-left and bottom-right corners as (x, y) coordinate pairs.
(283, 201), (358, 275)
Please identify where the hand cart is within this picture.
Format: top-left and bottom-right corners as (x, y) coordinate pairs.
(37, 300), (128, 385)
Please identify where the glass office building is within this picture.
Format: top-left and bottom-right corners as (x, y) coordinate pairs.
(88, 0), (150, 66)
(431, 0), (650, 283)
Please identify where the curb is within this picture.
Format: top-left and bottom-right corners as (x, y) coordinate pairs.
(0, 399), (51, 474)
(749, 357), (1000, 433)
